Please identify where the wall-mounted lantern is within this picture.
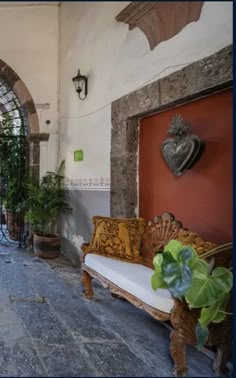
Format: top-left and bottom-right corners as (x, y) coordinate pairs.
(72, 69), (88, 100)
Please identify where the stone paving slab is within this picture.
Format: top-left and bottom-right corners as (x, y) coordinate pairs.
(0, 287), (46, 377)
(30, 342), (99, 377)
(0, 244), (230, 377)
(84, 342), (158, 377)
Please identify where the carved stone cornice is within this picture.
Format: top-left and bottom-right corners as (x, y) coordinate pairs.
(116, 1), (204, 50)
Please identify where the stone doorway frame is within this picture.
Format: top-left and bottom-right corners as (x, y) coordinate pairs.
(0, 59), (49, 179)
(111, 45), (232, 218)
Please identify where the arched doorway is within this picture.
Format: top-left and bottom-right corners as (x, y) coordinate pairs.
(0, 60), (40, 247)
(0, 76), (29, 246)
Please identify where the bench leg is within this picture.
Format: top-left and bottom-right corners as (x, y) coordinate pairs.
(213, 343), (231, 376)
(208, 311), (232, 376)
(170, 330), (187, 377)
(82, 270), (94, 299)
(170, 299), (199, 377)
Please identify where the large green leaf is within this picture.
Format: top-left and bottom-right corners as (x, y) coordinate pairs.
(196, 322), (209, 349)
(162, 249), (193, 297)
(199, 295), (229, 328)
(153, 253), (163, 269)
(178, 247), (195, 263)
(151, 272), (166, 291)
(185, 267), (233, 308)
(151, 254), (166, 290)
(163, 240), (183, 259)
(189, 259), (209, 278)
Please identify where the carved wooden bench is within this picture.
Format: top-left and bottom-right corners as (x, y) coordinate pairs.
(81, 212), (232, 377)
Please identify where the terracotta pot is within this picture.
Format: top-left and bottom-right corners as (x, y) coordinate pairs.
(33, 232), (61, 259)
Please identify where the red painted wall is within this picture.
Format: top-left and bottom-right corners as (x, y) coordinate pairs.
(139, 89), (232, 244)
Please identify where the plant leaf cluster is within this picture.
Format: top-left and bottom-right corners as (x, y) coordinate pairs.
(25, 160), (72, 236)
(0, 111), (27, 213)
(151, 240), (233, 348)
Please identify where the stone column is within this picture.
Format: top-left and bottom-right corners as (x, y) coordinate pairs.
(27, 133), (49, 181)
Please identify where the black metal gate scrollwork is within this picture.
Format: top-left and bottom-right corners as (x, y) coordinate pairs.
(0, 77), (28, 247)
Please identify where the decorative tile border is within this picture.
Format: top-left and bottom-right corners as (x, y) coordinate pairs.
(64, 177), (110, 191)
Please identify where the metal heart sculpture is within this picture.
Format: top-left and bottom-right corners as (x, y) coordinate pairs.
(161, 115), (204, 176)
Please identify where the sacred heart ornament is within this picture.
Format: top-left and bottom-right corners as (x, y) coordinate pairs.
(161, 115), (204, 176)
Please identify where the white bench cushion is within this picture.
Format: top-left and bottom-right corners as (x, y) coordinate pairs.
(84, 253), (174, 314)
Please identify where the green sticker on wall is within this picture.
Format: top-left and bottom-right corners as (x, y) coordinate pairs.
(74, 150), (83, 161)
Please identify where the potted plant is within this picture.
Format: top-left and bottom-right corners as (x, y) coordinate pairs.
(151, 240), (233, 348)
(25, 160), (72, 258)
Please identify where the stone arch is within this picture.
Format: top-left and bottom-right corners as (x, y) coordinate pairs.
(0, 58), (39, 134)
(0, 59), (49, 179)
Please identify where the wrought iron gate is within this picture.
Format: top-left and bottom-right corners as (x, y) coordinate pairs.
(0, 77), (28, 247)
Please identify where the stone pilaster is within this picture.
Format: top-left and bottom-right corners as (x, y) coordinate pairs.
(27, 133), (49, 180)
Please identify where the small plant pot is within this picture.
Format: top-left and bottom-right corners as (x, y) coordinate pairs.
(33, 233), (61, 259)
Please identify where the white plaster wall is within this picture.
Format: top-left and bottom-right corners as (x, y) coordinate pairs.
(0, 4), (59, 176)
(59, 1), (232, 184)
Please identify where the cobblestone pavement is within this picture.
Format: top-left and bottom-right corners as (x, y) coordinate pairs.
(0, 244), (230, 377)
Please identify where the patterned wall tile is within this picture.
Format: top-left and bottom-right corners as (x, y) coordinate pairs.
(64, 177), (110, 191)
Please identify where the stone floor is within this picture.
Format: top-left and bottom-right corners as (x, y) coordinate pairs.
(0, 244), (231, 377)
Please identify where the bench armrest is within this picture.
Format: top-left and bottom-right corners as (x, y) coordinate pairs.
(81, 242), (92, 263)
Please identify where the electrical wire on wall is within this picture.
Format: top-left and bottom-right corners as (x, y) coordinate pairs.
(59, 48), (230, 122)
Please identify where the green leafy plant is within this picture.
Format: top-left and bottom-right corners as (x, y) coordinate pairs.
(0, 110), (27, 214)
(151, 240), (233, 348)
(25, 160), (72, 236)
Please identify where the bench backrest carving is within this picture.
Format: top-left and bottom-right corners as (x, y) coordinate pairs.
(140, 212), (183, 268)
(140, 212), (218, 268)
